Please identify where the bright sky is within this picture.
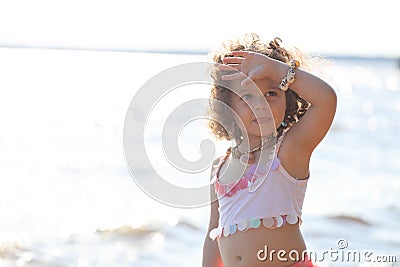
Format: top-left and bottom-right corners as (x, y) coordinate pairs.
(0, 0), (398, 57)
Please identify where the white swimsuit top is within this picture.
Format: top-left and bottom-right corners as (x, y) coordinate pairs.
(209, 137), (309, 241)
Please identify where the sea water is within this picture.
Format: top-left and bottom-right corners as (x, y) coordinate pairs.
(0, 48), (399, 267)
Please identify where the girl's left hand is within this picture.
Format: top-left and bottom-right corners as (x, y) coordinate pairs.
(218, 51), (273, 86)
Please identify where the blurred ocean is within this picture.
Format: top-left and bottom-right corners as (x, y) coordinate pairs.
(0, 47), (399, 267)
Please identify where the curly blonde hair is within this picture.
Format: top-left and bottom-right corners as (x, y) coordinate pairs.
(207, 33), (310, 141)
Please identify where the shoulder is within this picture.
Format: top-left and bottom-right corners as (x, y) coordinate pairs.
(209, 155), (224, 182)
(212, 157), (222, 166)
(211, 148), (231, 168)
(210, 149), (231, 182)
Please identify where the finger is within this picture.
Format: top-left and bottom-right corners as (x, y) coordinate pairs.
(222, 57), (244, 64)
(241, 77), (253, 87)
(218, 64), (240, 71)
(221, 72), (247, 81)
(241, 68), (264, 86)
(231, 51), (252, 57)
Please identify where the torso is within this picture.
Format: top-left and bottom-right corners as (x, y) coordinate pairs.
(218, 222), (306, 267)
(214, 134), (310, 267)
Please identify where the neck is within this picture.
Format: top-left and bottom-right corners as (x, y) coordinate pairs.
(236, 132), (276, 151)
(231, 132), (276, 164)
(237, 138), (261, 152)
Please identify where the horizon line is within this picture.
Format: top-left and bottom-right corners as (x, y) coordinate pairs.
(1, 44), (399, 61)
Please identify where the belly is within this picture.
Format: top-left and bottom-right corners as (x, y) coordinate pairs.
(217, 223), (307, 267)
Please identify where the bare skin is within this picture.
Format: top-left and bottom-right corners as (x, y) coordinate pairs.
(203, 50), (337, 267)
(207, 148), (308, 267)
(218, 222), (306, 267)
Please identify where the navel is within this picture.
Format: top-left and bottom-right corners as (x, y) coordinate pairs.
(234, 255), (243, 262)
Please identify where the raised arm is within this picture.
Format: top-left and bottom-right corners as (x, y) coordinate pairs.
(268, 56), (337, 156)
(220, 51), (337, 156)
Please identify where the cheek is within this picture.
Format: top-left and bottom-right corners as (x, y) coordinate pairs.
(231, 104), (250, 126)
(237, 109), (254, 127)
(271, 101), (286, 127)
(232, 100), (252, 118)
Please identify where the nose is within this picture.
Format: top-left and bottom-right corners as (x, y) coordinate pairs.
(255, 104), (267, 110)
(254, 97), (268, 110)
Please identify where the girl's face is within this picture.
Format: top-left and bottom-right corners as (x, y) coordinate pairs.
(229, 78), (286, 140)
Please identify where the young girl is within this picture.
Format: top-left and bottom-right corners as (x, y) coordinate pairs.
(202, 34), (337, 267)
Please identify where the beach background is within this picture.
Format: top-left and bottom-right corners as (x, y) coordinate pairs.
(0, 1), (399, 266)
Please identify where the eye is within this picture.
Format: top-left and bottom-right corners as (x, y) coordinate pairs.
(265, 90), (277, 97)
